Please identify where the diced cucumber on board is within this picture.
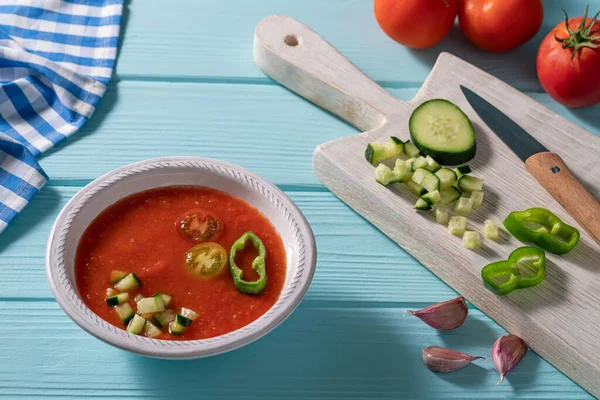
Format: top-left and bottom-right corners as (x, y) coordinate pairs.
(406, 180), (427, 197)
(484, 219), (499, 239)
(404, 141), (421, 158)
(375, 164), (402, 186)
(434, 205), (449, 225)
(414, 198), (432, 211)
(411, 168), (440, 193)
(462, 231), (482, 249)
(411, 156), (429, 171)
(440, 187), (462, 204)
(409, 99), (476, 165)
(421, 190), (441, 205)
(458, 175), (484, 192)
(435, 168), (457, 189)
(453, 196), (474, 215)
(365, 136), (404, 165)
(448, 216), (467, 236)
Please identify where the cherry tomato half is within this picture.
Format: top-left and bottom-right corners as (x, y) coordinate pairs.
(177, 210), (221, 242)
(185, 242), (228, 278)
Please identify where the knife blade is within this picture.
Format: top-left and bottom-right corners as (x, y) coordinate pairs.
(460, 85), (600, 246)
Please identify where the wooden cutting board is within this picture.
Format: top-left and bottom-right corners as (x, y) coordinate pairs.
(254, 15), (600, 396)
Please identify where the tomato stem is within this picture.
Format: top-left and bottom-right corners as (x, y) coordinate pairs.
(555, 6), (600, 60)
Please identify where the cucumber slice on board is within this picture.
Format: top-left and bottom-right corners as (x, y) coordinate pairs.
(409, 99), (476, 165)
(365, 136), (404, 165)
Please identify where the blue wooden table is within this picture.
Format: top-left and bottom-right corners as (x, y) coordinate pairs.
(2, 1), (599, 398)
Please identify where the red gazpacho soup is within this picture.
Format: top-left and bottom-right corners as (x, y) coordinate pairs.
(75, 186), (287, 340)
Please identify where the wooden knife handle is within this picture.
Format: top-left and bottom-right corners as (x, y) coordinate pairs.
(526, 152), (600, 245)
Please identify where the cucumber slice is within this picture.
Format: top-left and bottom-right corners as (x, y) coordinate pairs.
(414, 198), (432, 211)
(365, 136), (404, 165)
(411, 168), (440, 192)
(375, 164), (402, 186)
(484, 219), (499, 239)
(425, 155), (441, 172)
(421, 190), (441, 205)
(393, 159), (414, 182)
(109, 270), (128, 284)
(448, 216), (467, 236)
(106, 292), (129, 307)
(181, 308), (198, 321)
(458, 175), (484, 192)
(169, 320), (186, 335)
(127, 314), (146, 335)
(411, 156), (429, 171)
(115, 303), (134, 326)
(453, 196), (474, 215)
(440, 187), (462, 204)
(435, 168), (458, 190)
(409, 99), (476, 165)
(404, 141), (420, 158)
(114, 273), (140, 292)
(144, 321), (162, 338)
(469, 190), (484, 207)
(154, 309), (176, 328)
(137, 295), (165, 315)
(434, 205), (449, 225)
(462, 231), (482, 249)
(406, 180), (427, 197)
(454, 165), (472, 177)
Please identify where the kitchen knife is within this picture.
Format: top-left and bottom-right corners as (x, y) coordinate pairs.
(460, 85), (600, 246)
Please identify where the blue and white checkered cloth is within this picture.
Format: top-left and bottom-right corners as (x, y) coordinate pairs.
(0, 0), (123, 233)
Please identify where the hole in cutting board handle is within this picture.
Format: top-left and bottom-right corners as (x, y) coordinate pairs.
(284, 34), (300, 46)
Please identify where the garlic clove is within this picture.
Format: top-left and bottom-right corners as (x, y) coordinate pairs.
(492, 333), (528, 384)
(406, 296), (468, 330)
(422, 346), (485, 373)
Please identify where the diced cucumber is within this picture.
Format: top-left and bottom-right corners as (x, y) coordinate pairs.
(421, 190), (441, 205)
(144, 321), (162, 338)
(106, 292), (129, 307)
(181, 308), (198, 321)
(176, 314), (193, 328)
(375, 164), (402, 186)
(484, 219), (499, 239)
(404, 141), (421, 158)
(115, 302), (134, 326)
(458, 175), (484, 192)
(411, 168), (440, 192)
(160, 294), (172, 307)
(425, 155), (441, 172)
(435, 168), (458, 190)
(414, 198), (432, 211)
(393, 159), (414, 182)
(365, 136), (404, 165)
(169, 320), (186, 335)
(106, 288), (118, 298)
(109, 270), (128, 284)
(434, 205), (449, 225)
(134, 293), (144, 303)
(448, 216), (467, 236)
(154, 309), (176, 328)
(462, 231), (482, 249)
(411, 156), (429, 171)
(126, 314), (146, 335)
(454, 165), (472, 177)
(406, 180), (427, 197)
(137, 295), (165, 314)
(114, 273), (140, 292)
(409, 99), (476, 165)
(453, 196), (474, 215)
(440, 187), (462, 204)
(470, 190), (484, 207)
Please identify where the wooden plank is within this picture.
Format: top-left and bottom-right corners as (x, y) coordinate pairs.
(116, 0), (591, 91)
(39, 82), (598, 185)
(0, 301), (591, 399)
(0, 186), (456, 302)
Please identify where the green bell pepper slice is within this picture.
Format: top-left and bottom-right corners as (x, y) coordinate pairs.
(503, 208), (579, 255)
(229, 231), (267, 295)
(481, 246), (546, 295)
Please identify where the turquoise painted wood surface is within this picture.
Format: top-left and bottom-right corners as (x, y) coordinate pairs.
(1, 0), (599, 398)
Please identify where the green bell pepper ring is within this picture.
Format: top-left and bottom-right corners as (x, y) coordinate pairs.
(229, 231), (267, 295)
(481, 246), (546, 295)
(503, 208), (580, 255)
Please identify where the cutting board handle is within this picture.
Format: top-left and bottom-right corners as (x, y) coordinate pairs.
(254, 15), (405, 133)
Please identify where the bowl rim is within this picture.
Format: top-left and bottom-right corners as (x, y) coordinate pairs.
(45, 156), (317, 359)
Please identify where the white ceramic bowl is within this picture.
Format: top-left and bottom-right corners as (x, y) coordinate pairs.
(46, 157), (316, 359)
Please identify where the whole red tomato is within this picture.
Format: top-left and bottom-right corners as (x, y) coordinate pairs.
(537, 9), (600, 108)
(374, 0), (459, 49)
(458, 0), (544, 52)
